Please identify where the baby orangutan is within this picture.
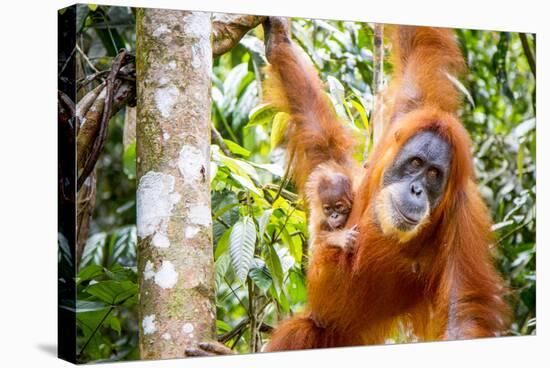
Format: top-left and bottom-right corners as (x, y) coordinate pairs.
(305, 162), (358, 252)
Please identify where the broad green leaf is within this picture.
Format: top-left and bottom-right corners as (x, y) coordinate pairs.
(271, 112), (290, 150)
(223, 63), (250, 109)
(249, 258), (273, 292)
(288, 269), (307, 303)
(221, 155), (260, 182)
(229, 172), (263, 197)
(104, 264), (136, 282)
(258, 209), (273, 241)
(216, 319), (232, 334)
(85, 280), (137, 305)
(265, 244), (284, 295)
(215, 253), (231, 292)
(77, 300), (109, 313)
(210, 161), (218, 184)
(215, 228), (232, 260)
(229, 216), (257, 283)
(88, 4), (98, 11)
(60, 300), (108, 313)
(110, 316), (121, 335)
(223, 139), (251, 157)
(249, 162), (284, 177)
(350, 99), (369, 130)
(77, 264), (103, 284)
(76, 5), (90, 33)
(247, 103), (276, 126)
(282, 227), (303, 264)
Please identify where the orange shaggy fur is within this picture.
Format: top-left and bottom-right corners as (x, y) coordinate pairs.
(262, 19), (509, 351)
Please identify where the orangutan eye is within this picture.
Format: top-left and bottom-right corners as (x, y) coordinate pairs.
(427, 167), (440, 180)
(410, 157), (423, 168)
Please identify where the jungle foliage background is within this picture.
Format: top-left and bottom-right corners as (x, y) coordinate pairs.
(66, 5), (536, 363)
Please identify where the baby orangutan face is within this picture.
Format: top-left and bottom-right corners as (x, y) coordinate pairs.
(318, 172), (353, 230)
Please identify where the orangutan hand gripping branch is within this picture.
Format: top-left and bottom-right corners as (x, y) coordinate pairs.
(262, 17), (509, 351)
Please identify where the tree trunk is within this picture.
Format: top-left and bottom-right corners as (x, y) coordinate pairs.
(136, 9), (215, 360)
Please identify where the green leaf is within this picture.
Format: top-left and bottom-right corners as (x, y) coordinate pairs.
(223, 63), (250, 108)
(288, 270), (307, 303)
(223, 139), (251, 157)
(210, 161), (219, 184)
(88, 4), (99, 11)
(221, 155), (260, 183)
(216, 319), (232, 334)
(265, 244), (284, 295)
(85, 280), (137, 305)
(77, 264), (104, 284)
(247, 103), (276, 126)
(350, 99), (369, 130)
(282, 227), (303, 264)
(258, 209), (274, 242)
(249, 162), (284, 177)
(109, 316), (121, 335)
(229, 216), (257, 283)
(229, 172), (263, 197)
(215, 228), (232, 260)
(215, 253), (231, 291)
(76, 5), (90, 33)
(249, 259), (273, 292)
(271, 112), (290, 150)
(104, 264), (136, 282)
(59, 300), (109, 313)
(123, 140), (136, 180)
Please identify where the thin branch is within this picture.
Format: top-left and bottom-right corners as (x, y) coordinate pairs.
(224, 276), (248, 312)
(212, 14), (266, 57)
(263, 183), (300, 204)
(211, 124), (232, 156)
(77, 50), (128, 190)
(213, 103), (239, 142)
(77, 70), (110, 89)
(76, 44), (100, 73)
(519, 33), (536, 78)
(273, 150), (294, 203)
(496, 218), (534, 246)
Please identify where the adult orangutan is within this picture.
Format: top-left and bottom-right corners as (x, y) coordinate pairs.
(262, 17), (509, 351)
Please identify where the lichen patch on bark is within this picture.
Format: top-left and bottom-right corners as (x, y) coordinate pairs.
(178, 145), (206, 182)
(154, 86), (179, 118)
(154, 260), (179, 289)
(185, 226), (199, 239)
(142, 315), (157, 335)
(144, 260), (155, 280)
(188, 205), (211, 226)
(136, 171), (181, 248)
